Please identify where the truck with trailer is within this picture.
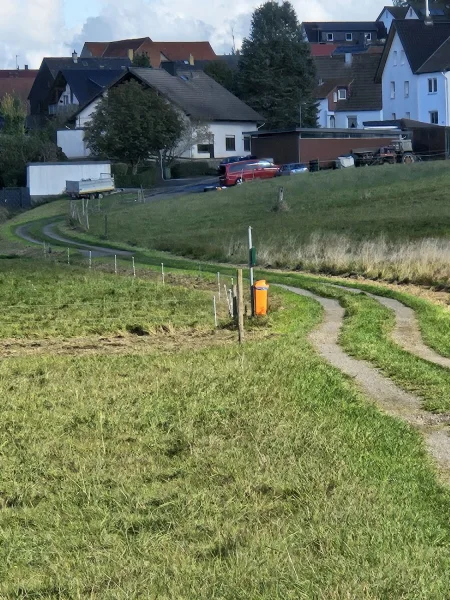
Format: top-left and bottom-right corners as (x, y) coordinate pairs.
(66, 176), (115, 199)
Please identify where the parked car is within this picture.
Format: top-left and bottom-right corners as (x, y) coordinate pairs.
(217, 155), (256, 173)
(279, 163), (309, 175)
(219, 159), (281, 186)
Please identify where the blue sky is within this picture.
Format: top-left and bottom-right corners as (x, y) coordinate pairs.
(64, 0), (102, 29)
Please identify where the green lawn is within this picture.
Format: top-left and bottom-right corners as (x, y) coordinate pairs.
(83, 162), (450, 261)
(1, 269), (450, 598)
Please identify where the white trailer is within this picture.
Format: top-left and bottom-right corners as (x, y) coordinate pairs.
(27, 161), (111, 197)
(66, 176), (115, 198)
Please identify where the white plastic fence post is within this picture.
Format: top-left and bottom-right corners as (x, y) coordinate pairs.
(67, 247), (70, 265)
(217, 272), (221, 300)
(89, 250), (92, 270)
(114, 255), (117, 275)
(161, 263), (165, 285)
(132, 256), (136, 277)
(213, 296), (218, 327)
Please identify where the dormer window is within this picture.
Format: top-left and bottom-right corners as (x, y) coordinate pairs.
(346, 33), (353, 42)
(327, 33), (334, 42)
(338, 88), (347, 100)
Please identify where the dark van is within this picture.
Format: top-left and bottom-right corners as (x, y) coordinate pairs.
(219, 159), (280, 186)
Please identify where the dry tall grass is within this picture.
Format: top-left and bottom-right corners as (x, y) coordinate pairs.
(226, 234), (450, 285)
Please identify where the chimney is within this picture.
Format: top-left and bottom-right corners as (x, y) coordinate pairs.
(345, 52), (352, 66)
(128, 48), (134, 61)
(24, 64), (28, 70)
(72, 50), (78, 63)
(189, 53), (194, 66)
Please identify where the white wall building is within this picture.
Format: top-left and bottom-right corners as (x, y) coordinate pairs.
(58, 68), (260, 161)
(377, 20), (450, 126)
(314, 53), (383, 129)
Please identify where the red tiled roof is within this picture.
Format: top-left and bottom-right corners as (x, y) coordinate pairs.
(154, 41), (216, 62)
(83, 42), (109, 57)
(0, 70), (38, 104)
(102, 37), (152, 58)
(310, 43), (337, 57)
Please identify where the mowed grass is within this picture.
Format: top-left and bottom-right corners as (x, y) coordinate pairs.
(83, 161), (450, 261)
(2, 285), (450, 598)
(0, 259), (218, 338)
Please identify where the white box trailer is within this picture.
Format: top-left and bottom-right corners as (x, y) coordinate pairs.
(27, 161), (111, 197)
(66, 176), (115, 198)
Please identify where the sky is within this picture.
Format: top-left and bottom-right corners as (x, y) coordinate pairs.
(1, 0), (393, 69)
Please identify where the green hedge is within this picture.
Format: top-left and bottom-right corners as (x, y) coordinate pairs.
(171, 161), (216, 179)
(112, 163), (157, 188)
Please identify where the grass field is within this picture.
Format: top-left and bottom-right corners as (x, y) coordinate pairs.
(1, 255), (450, 597)
(74, 162), (450, 285)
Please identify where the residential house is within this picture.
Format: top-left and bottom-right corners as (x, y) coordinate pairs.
(28, 53), (131, 117)
(80, 37), (217, 68)
(377, 3), (450, 33)
(302, 22), (386, 46)
(0, 67), (38, 129)
(58, 67), (262, 159)
(376, 20), (450, 126)
(314, 53), (383, 128)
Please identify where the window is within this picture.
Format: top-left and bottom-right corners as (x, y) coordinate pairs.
(401, 50), (405, 65)
(225, 135), (236, 151)
(406, 112), (411, 119)
(327, 33), (334, 42)
(392, 113), (397, 119)
(428, 78), (438, 93)
(346, 33), (353, 41)
(390, 81), (396, 99)
(430, 111), (439, 124)
(338, 88), (347, 100)
(329, 115), (336, 128)
(404, 80), (409, 98)
(197, 144), (210, 154)
(365, 32), (372, 41)
(244, 136), (251, 152)
(393, 51), (398, 66)
(347, 116), (357, 128)
(333, 91), (338, 103)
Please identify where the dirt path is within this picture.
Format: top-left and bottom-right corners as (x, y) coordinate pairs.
(279, 284), (450, 482)
(330, 284), (450, 368)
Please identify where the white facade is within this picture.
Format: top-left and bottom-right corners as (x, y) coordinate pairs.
(187, 121), (257, 159)
(60, 95), (256, 160)
(318, 99), (383, 128)
(382, 31), (450, 125)
(57, 129), (91, 159)
(378, 9), (396, 34)
(27, 161), (111, 196)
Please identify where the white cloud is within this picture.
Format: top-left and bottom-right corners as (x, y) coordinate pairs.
(0, 0), (389, 68)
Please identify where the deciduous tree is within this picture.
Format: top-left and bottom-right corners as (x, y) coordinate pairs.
(84, 79), (183, 173)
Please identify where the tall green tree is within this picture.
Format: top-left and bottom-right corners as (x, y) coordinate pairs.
(204, 60), (235, 93)
(0, 93), (27, 136)
(236, 1), (317, 129)
(84, 79), (183, 173)
(132, 52), (152, 68)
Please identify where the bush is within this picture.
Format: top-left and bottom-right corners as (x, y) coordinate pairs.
(112, 164), (157, 188)
(171, 161), (216, 179)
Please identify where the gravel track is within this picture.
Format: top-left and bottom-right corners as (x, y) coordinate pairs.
(330, 284), (450, 368)
(279, 284), (450, 481)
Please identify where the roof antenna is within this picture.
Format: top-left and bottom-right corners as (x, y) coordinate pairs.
(424, 0), (433, 25)
(15, 55), (19, 69)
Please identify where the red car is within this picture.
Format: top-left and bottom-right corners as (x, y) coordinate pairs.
(219, 159), (280, 186)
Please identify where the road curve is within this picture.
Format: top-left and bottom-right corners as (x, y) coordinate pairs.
(278, 284), (450, 480)
(329, 284), (450, 369)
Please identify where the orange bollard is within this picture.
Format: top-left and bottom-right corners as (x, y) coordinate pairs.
(254, 280), (269, 316)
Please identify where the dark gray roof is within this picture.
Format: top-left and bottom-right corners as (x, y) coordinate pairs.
(379, 6), (409, 20)
(314, 54), (382, 111)
(303, 21), (379, 33)
(129, 67), (262, 122)
(57, 69), (124, 105)
(43, 57), (131, 77)
(390, 20), (450, 74)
